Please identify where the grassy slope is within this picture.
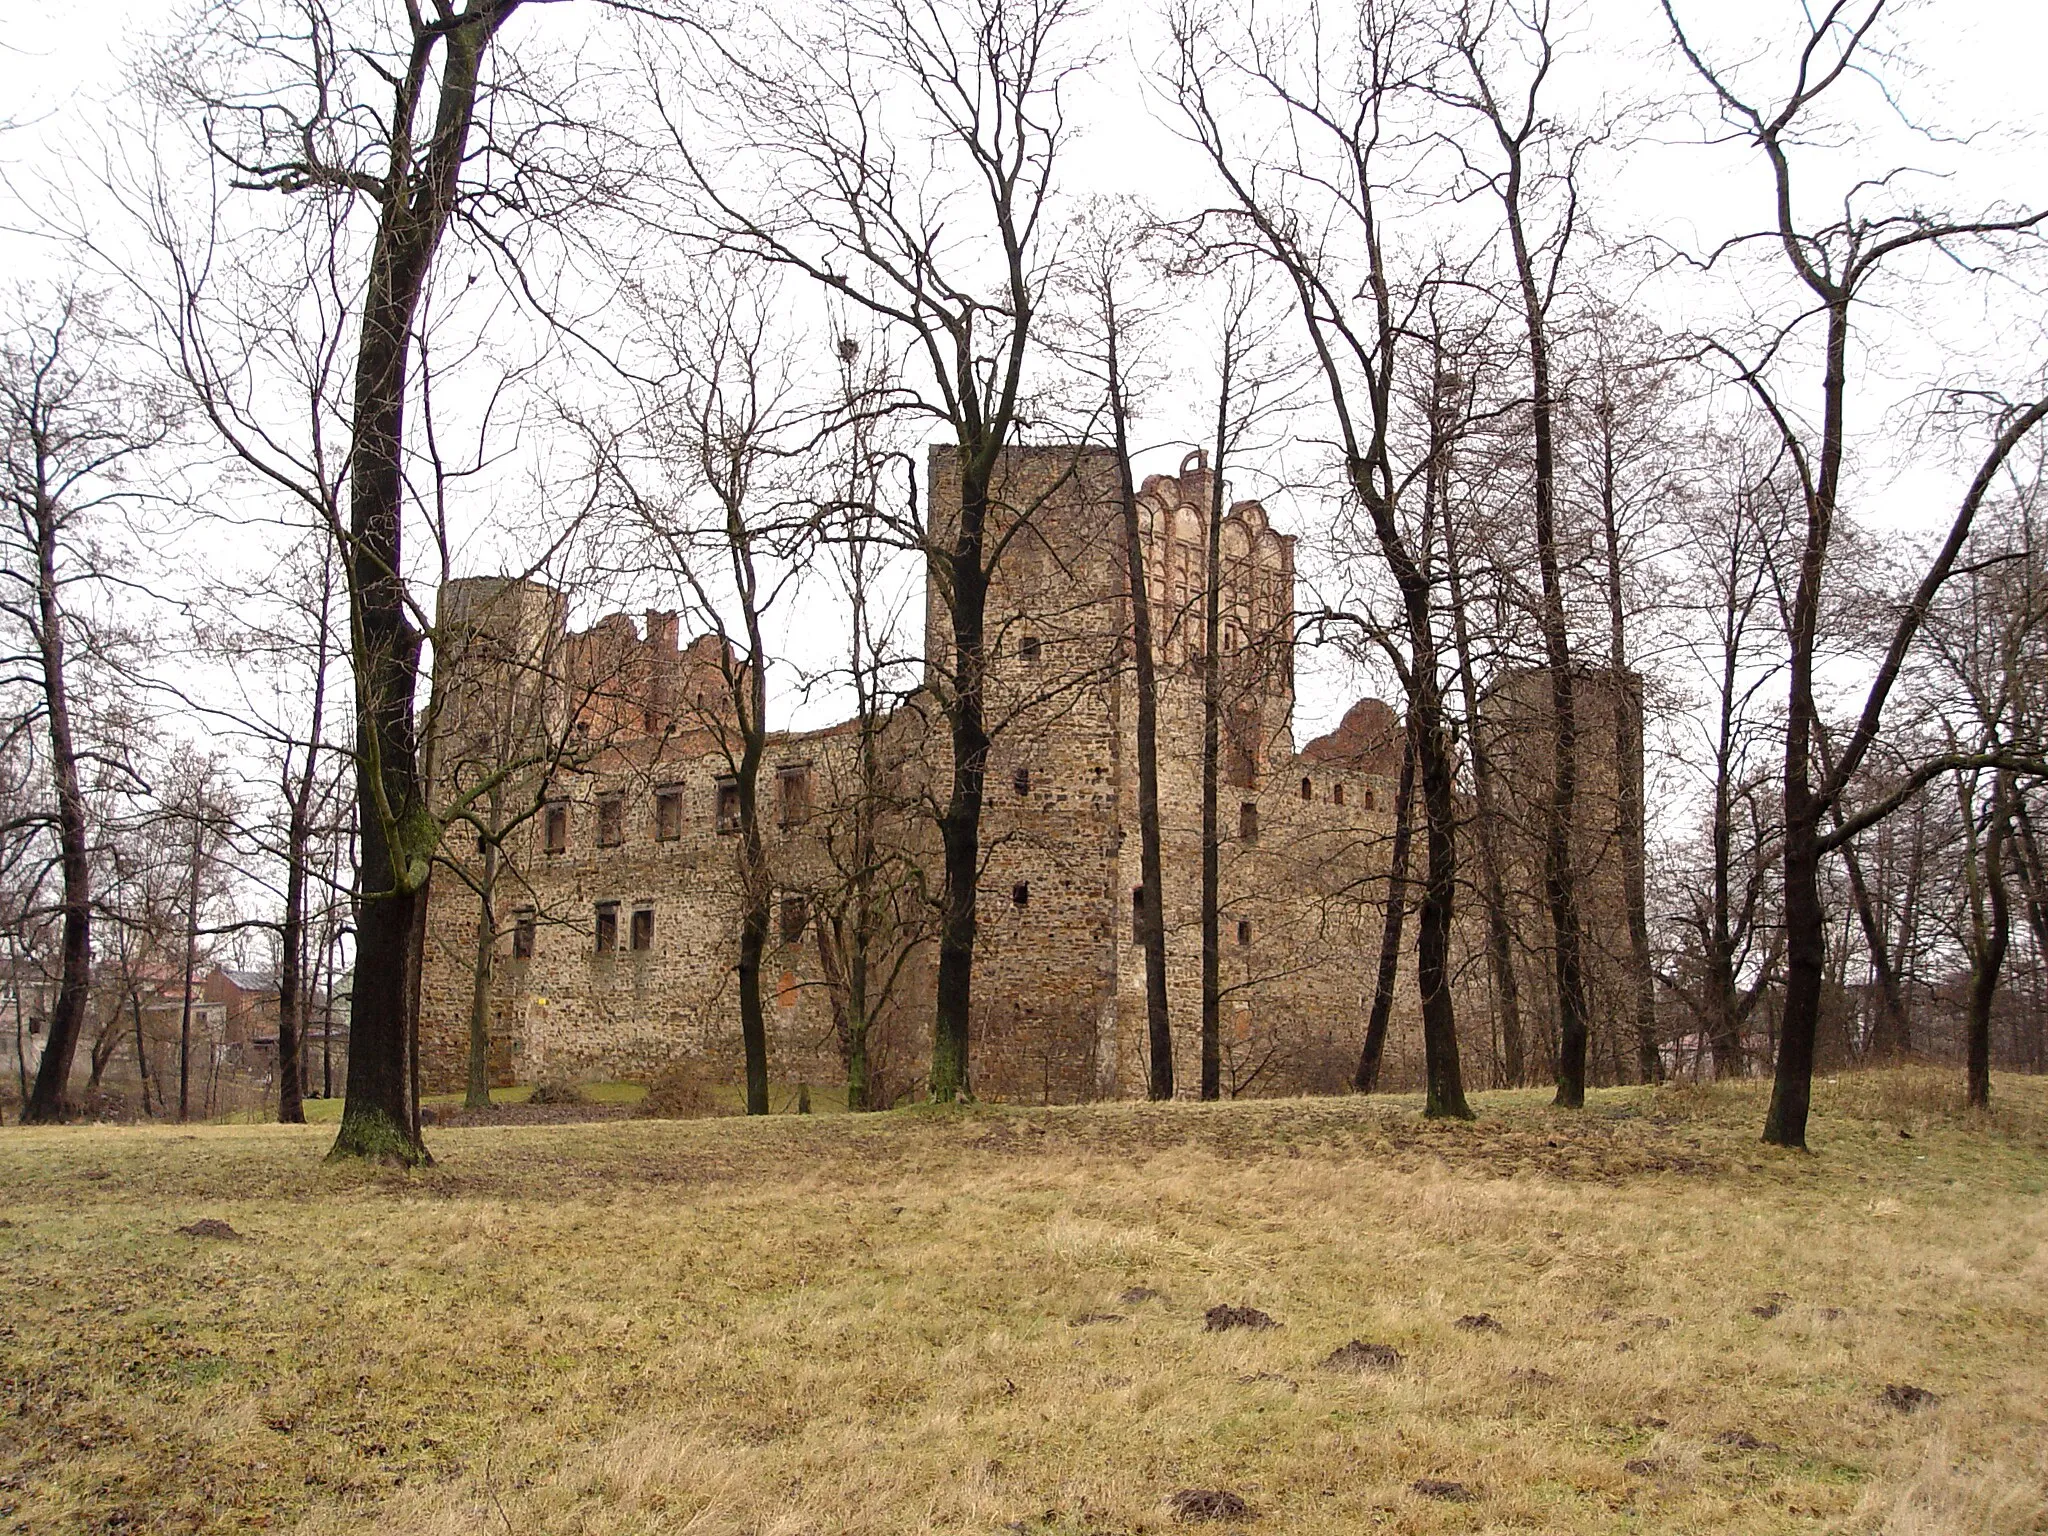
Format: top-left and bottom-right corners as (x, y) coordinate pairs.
(1, 1070), (2044, 1535)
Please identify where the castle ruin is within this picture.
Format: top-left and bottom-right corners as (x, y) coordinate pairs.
(419, 443), (1637, 1101)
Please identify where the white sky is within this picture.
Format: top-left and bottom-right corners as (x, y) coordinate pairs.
(2, 0), (2044, 758)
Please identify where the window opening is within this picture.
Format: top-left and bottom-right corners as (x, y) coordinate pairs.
(776, 765), (811, 827)
(780, 895), (808, 944)
(1019, 634), (1042, 662)
(1300, 777), (1312, 802)
(715, 778), (741, 834)
(1012, 882), (1030, 909)
(1013, 765), (1031, 796)
(655, 788), (683, 842)
(544, 803), (568, 855)
(1238, 801), (1258, 844)
(1237, 918), (1252, 947)
(594, 903), (619, 952)
(1226, 700), (1259, 788)
(1333, 783), (1346, 808)
(512, 912), (536, 960)
(630, 907), (654, 952)
(597, 794), (625, 847)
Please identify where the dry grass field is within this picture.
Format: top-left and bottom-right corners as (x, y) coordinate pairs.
(2, 1069), (2045, 1535)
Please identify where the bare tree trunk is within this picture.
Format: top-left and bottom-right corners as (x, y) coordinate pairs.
(1106, 303), (1174, 1101)
(276, 577), (330, 1125)
(932, 456), (992, 1103)
(276, 844), (310, 1123)
(1594, 400), (1659, 1083)
(329, 3), (522, 1167)
(23, 495), (91, 1124)
(1766, 295), (1851, 1149)
(177, 816), (203, 1123)
(1518, 245), (1591, 1109)
(737, 798), (771, 1116)
(129, 989), (153, 1117)
(1840, 837), (1910, 1058)
(1442, 434), (1523, 1086)
(1967, 771), (2014, 1109)
(1201, 431), (1227, 1102)
(1355, 725), (1416, 1091)
(463, 837), (498, 1110)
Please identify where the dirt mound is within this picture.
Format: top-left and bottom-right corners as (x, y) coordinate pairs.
(1321, 1340), (1402, 1372)
(438, 1102), (631, 1127)
(1168, 1488), (1250, 1522)
(176, 1219), (241, 1240)
(1454, 1312), (1502, 1332)
(1411, 1478), (1475, 1502)
(1881, 1383), (1940, 1413)
(1714, 1429), (1775, 1451)
(1204, 1304), (1278, 1332)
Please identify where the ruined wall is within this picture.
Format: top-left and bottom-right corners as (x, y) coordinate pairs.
(1103, 463), (1476, 1099)
(927, 444), (1129, 1102)
(419, 444), (1495, 1104)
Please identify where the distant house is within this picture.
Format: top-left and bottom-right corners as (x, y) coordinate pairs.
(203, 967), (280, 1062)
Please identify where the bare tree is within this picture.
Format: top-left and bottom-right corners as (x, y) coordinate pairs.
(0, 288), (167, 1122)
(806, 336), (931, 1110)
(1665, 431), (1791, 1078)
(601, 264), (820, 1115)
(647, 0), (1084, 1100)
(142, 0), (615, 1160)
(1067, 201), (1175, 1100)
(1438, 0), (1602, 1106)
(1662, 0), (2048, 1146)
(1560, 308), (1681, 1083)
(1171, 0), (1474, 1118)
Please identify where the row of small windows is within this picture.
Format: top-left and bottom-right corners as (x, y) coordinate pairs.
(536, 897), (813, 957)
(1298, 775), (1372, 810)
(1006, 881), (1255, 949)
(543, 767), (812, 853)
(541, 766), (1369, 867)
(591, 903), (658, 953)
(556, 887), (1254, 955)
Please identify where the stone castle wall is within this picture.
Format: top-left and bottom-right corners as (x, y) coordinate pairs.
(417, 443), (1568, 1103)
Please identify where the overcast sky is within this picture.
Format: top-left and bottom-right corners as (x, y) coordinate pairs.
(2, 0), (2044, 755)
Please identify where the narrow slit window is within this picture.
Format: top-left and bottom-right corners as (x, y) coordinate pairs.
(1131, 885), (1145, 942)
(1237, 918), (1252, 947)
(1012, 882), (1030, 909)
(1013, 765), (1031, 796)
(1333, 783), (1346, 808)
(630, 907), (654, 952)
(1300, 777), (1312, 802)
(594, 903), (619, 953)
(1238, 801), (1258, 844)
(1363, 788), (1376, 812)
(544, 803), (568, 855)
